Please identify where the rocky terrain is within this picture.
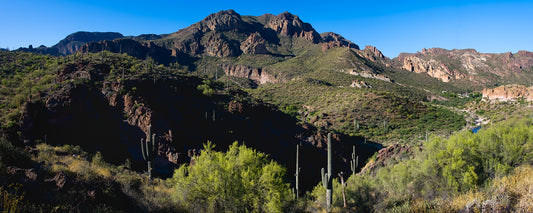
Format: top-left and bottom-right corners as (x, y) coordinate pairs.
(395, 48), (533, 86)
(482, 84), (533, 101)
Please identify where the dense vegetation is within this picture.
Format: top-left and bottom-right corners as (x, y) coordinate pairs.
(311, 115), (533, 212)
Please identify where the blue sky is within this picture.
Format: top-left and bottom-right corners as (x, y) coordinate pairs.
(1, 0), (532, 57)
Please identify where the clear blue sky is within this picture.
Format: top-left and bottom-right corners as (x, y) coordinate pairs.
(1, 0), (532, 57)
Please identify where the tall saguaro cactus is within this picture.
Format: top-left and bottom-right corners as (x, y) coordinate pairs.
(141, 125), (158, 179)
(321, 132), (333, 212)
(295, 144), (301, 200)
(350, 145), (358, 179)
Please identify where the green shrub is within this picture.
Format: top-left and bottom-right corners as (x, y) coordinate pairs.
(169, 141), (291, 212)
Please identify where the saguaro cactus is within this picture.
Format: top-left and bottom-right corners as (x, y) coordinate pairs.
(321, 132), (333, 212)
(350, 145), (358, 178)
(141, 125), (158, 179)
(295, 144), (301, 200)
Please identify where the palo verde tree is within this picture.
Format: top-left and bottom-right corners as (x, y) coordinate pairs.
(169, 141), (292, 212)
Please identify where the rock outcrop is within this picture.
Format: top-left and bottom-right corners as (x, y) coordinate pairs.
(321, 32), (359, 51)
(266, 12), (322, 43)
(201, 9), (242, 32)
(401, 56), (457, 82)
(346, 69), (392, 82)
(221, 64), (279, 84)
(350, 80), (372, 88)
(204, 33), (239, 57)
(240, 33), (268, 54)
(396, 48), (533, 84)
(482, 85), (533, 101)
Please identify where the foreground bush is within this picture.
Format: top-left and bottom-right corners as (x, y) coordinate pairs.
(169, 142), (292, 212)
(311, 116), (533, 212)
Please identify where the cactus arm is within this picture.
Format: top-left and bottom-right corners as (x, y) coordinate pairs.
(141, 138), (148, 160)
(321, 167), (327, 188)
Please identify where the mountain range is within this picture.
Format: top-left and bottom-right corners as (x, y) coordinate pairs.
(17, 10), (533, 90)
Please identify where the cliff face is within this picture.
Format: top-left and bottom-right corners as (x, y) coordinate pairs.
(265, 12), (322, 43)
(395, 48), (533, 84)
(482, 85), (533, 101)
(221, 64), (280, 84)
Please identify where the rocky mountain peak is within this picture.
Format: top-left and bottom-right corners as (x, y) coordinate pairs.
(365, 45), (385, 59)
(201, 9), (242, 32)
(266, 11), (321, 43)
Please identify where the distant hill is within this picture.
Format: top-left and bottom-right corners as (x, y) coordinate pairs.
(16, 31), (124, 55)
(393, 48), (533, 87)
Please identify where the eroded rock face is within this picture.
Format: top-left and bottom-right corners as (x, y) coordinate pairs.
(401, 56), (456, 82)
(396, 48), (533, 83)
(240, 33), (268, 54)
(321, 32), (359, 51)
(365, 46), (385, 60)
(204, 33), (238, 57)
(266, 12), (321, 43)
(221, 64), (279, 84)
(346, 69), (392, 82)
(201, 9), (242, 32)
(482, 85), (533, 101)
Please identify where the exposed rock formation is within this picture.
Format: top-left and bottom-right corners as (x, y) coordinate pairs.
(321, 32), (359, 51)
(266, 12), (322, 43)
(350, 80), (372, 88)
(240, 33), (268, 54)
(346, 69), (392, 82)
(221, 64), (279, 84)
(364, 46), (385, 60)
(396, 48), (533, 84)
(204, 33), (239, 57)
(482, 85), (533, 101)
(202, 9), (242, 32)
(401, 56), (456, 82)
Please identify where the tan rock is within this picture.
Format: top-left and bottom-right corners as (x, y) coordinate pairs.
(240, 33), (268, 54)
(221, 64), (280, 84)
(402, 56), (453, 82)
(482, 85), (533, 101)
(266, 12), (321, 43)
